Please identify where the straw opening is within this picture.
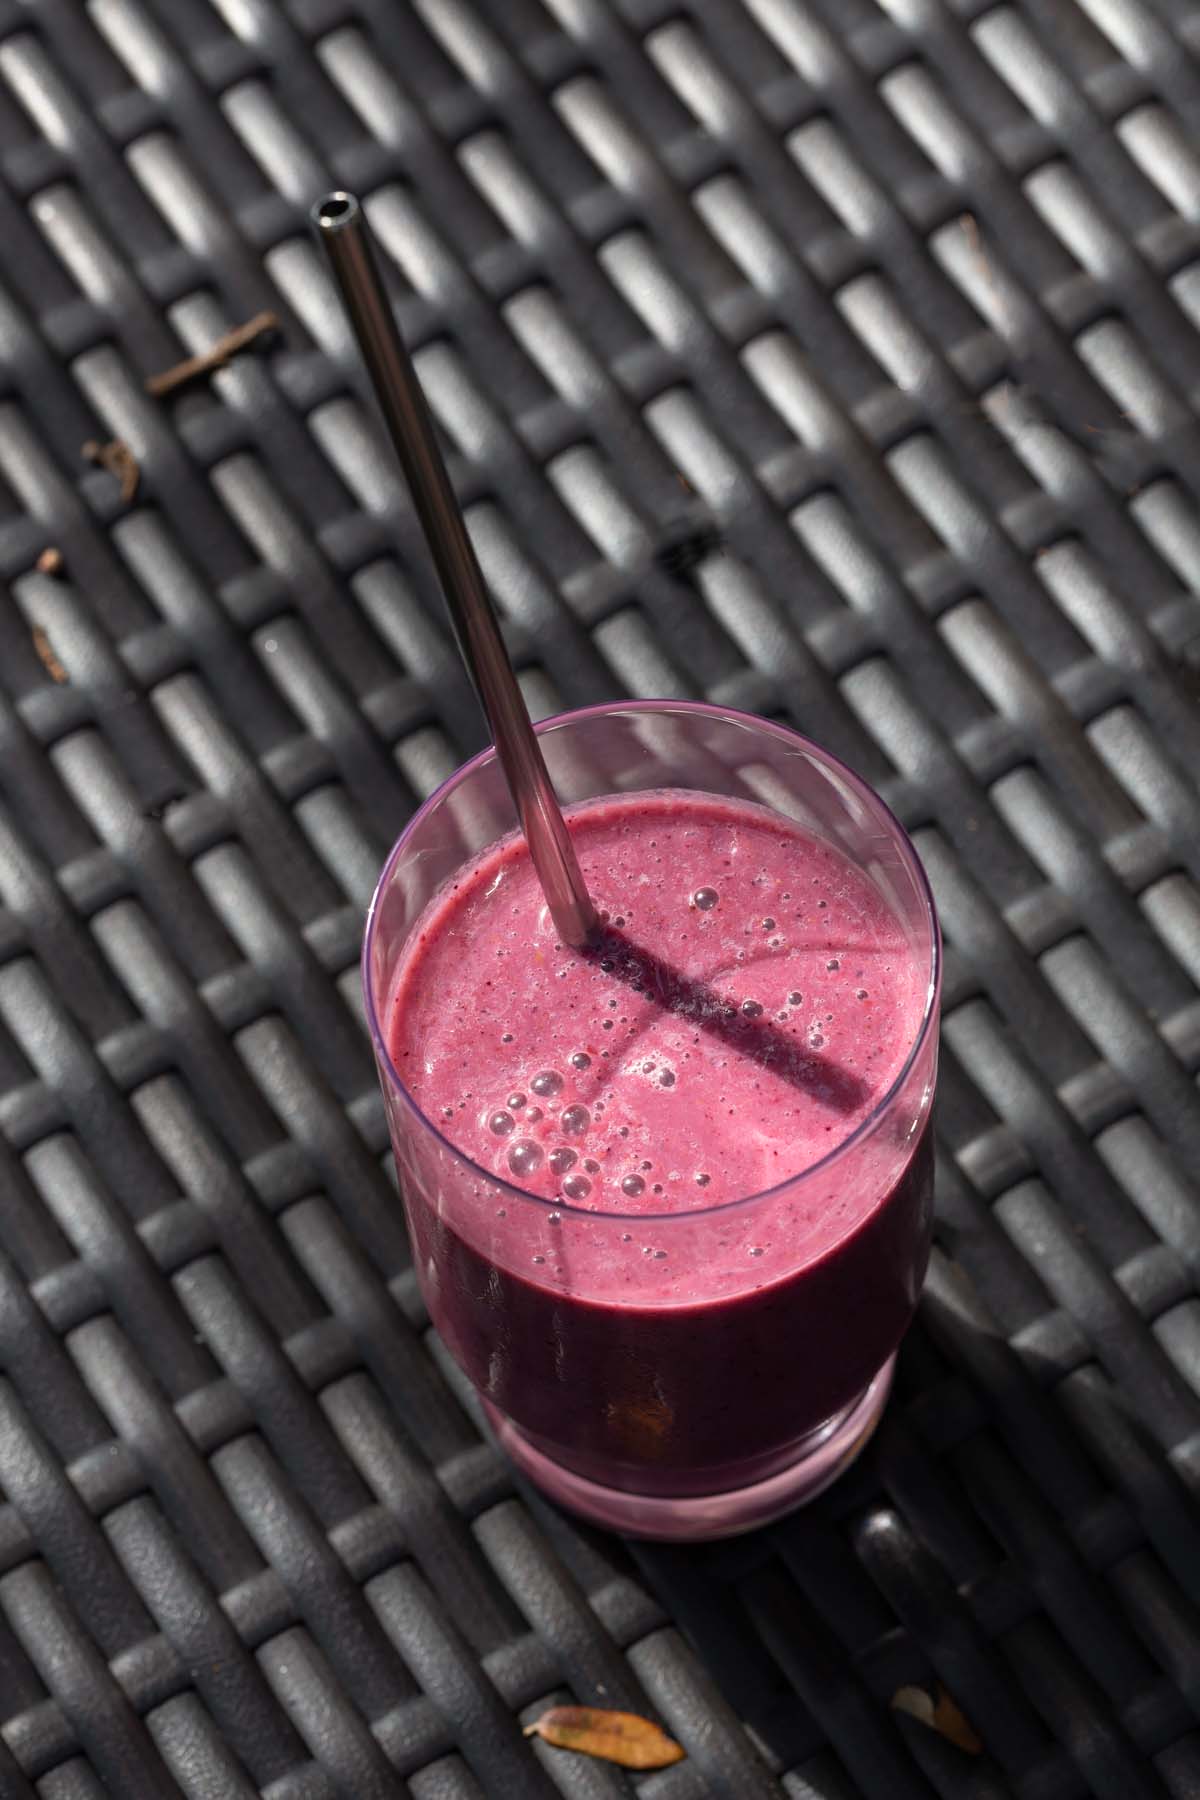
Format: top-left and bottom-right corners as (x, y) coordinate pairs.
(314, 192), (358, 230)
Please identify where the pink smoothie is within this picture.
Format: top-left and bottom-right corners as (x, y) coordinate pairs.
(385, 791), (933, 1497)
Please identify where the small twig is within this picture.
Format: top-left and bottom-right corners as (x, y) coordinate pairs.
(83, 437), (140, 504)
(960, 213), (1006, 322)
(31, 624), (67, 683)
(145, 311), (280, 399)
(960, 213), (987, 272)
(35, 547), (63, 576)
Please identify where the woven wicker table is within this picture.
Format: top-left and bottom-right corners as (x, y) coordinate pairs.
(2, 2), (1200, 1795)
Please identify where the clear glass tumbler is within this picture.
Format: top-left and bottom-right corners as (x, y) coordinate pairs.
(364, 702), (939, 1539)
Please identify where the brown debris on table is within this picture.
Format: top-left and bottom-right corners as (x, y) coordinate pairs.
(523, 1705), (686, 1769)
(891, 1684), (983, 1754)
(31, 624), (67, 683)
(145, 311), (280, 398)
(83, 437), (140, 504)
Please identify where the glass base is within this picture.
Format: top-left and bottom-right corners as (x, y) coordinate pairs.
(483, 1355), (894, 1541)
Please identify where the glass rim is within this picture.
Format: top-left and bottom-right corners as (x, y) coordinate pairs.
(362, 698), (941, 1223)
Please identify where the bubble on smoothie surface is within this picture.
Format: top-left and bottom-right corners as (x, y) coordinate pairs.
(621, 1174), (645, 1197)
(507, 1092), (526, 1110)
(507, 1140), (543, 1177)
(560, 1104), (590, 1136)
(549, 1147), (577, 1175)
(531, 1070), (563, 1098)
(562, 1173), (591, 1200)
(488, 1110), (515, 1136)
(741, 998), (763, 1019)
(570, 1052), (591, 1070)
(692, 887), (719, 910)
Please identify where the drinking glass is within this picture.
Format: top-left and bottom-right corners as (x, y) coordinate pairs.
(364, 702), (939, 1539)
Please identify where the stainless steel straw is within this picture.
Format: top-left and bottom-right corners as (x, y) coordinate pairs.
(312, 190), (598, 949)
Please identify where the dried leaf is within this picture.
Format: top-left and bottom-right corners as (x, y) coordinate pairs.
(31, 624), (66, 683)
(892, 1684), (982, 1755)
(83, 437), (140, 504)
(146, 311), (280, 398)
(524, 1705), (685, 1770)
(891, 1686), (935, 1728)
(932, 1689), (983, 1755)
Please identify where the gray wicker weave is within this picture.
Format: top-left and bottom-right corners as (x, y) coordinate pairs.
(2, 1), (1200, 1795)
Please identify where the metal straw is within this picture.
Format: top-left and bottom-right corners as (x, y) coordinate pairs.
(312, 190), (598, 949)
